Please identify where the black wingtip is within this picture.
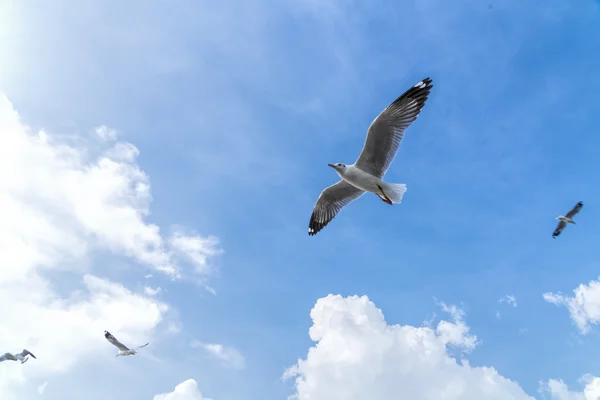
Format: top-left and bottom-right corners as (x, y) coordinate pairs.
(308, 211), (329, 236)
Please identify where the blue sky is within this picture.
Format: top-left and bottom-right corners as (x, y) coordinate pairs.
(2, 0), (600, 399)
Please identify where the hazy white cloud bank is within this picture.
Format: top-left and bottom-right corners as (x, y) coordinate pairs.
(0, 93), (222, 398)
(0, 93), (222, 282)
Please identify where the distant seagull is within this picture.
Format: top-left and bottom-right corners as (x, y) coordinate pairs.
(0, 349), (37, 364)
(308, 77), (434, 235)
(104, 330), (149, 357)
(553, 201), (583, 238)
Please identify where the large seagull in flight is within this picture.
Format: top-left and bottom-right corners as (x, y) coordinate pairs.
(308, 77), (434, 235)
(552, 201), (583, 238)
(0, 349), (36, 364)
(104, 330), (149, 357)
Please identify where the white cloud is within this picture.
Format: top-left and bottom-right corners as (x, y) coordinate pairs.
(169, 232), (223, 276)
(540, 374), (600, 400)
(496, 295), (517, 321)
(37, 381), (48, 395)
(436, 301), (479, 351)
(499, 295), (518, 307)
(153, 379), (213, 400)
(0, 93), (221, 397)
(285, 294), (534, 400)
(94, 125), (117, 141)
(543, 277), (600, 334)
(0, 274), (167, 397)
(0, 93), (221, 281)
(191, 342), (245, 370)
(145, 286), (162, 296)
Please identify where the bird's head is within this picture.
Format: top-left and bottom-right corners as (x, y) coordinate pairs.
(328, 163), (346, 174)
(555, 215), (564, 221)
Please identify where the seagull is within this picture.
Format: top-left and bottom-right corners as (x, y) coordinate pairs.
(553, 201), (583, 238)
(0, 349), (37, 364)
(308, 77), (434, 235)
(104, 330), (149, 357)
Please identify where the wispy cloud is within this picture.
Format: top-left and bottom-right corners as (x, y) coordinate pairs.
(38, 381), (48, 395)
(191, 341), (245, 370)
(144, 286), (161, 296)
(499, 295), (518, 307)
(496, 295), (517, 320)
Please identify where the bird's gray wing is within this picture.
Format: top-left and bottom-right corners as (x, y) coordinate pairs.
(553, 220), (567, 238)
(0, 353), (16, 362)
(105, 332), (130, 351)
(355, 78), (433, 178)
(20, 349), (36, 359)
(308, 180), (365, 236)
(565, 201), (583, 218)
(134, 342), (149, 350)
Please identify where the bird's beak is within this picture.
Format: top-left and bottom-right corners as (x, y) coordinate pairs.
(328, 164), (335, 169)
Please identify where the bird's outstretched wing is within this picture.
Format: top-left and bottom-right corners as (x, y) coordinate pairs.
(20, 349), (36, 359)
(565, 201), (583, 219)
(0, 353), (16, 362)
(553, 220), (567, 238)
(308, 180), (365, 236)
(104, 331), (130, 351)
(134, 342), (149, 350)
(355, 78), (434, 178)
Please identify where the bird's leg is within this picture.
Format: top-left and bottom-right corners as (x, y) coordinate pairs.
(376, 185), (393, 205)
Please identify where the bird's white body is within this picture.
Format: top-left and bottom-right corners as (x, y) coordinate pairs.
(0, 349), (37, 364)
(556, 216), (575, 224)
(329, 163), (407, 205)
(104, 330), (149, 357)
(117, 349), (138, 357)
(335, 164), (383, 193)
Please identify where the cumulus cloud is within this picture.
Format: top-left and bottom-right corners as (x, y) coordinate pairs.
(543, 278), (600, 334)
(0, 93), (221, 397)
(191, 342), (245, 370)
(436, 301), (479, 351)
(285, 294), (533, 400)
(153, 379), (213, 400)
(540, 374), (600, 400)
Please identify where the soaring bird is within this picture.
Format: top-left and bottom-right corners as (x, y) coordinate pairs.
(104, 330), (149, 357)
(308, 77), (434, 235)
(0, 349), (37, 364)
(553, 201), (583, 238)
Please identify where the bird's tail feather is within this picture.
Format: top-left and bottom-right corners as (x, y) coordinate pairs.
(381, 183), (407, 204)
